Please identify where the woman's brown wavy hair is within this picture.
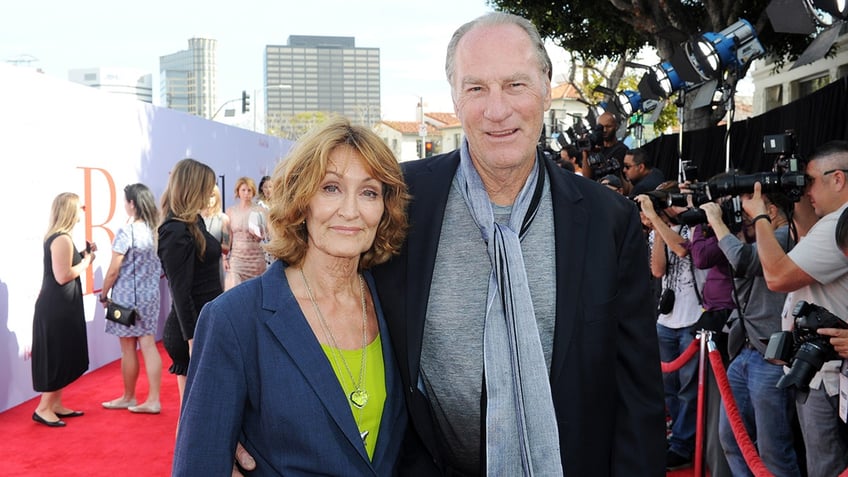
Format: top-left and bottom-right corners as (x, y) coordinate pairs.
(265, 116), (409, 270)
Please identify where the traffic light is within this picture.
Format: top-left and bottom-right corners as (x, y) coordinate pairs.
(241, 90), (251, 114)
(425, 141), (434, 157)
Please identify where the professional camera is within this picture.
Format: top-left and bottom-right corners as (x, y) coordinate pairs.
(764, 300), (848, 401)
(635, 189), (672, 212)
(675, 197), (744, 234)
(586, 152), (622, 177)
(558, 123), (620, 177)
(707, 132), (806, 202)
(670, 132), (805, 206)
(559, 122), (603, 153)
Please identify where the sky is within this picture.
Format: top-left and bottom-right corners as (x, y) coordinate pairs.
(0, 0), (507, 122)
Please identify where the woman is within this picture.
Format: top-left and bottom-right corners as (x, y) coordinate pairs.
(224, 177), (266, 289)
(202, 184), (230, 286)
(257, 175), (272, 209)
(99, 184), (163, 414)
(158, 158), (223, 406)
(256, 175), (277, 268)
(31, 192), (96, 427)
(173, 117), (409, 475)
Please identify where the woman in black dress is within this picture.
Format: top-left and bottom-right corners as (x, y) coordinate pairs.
(31, 192), (97, 427)
(158, 158), (223, 407)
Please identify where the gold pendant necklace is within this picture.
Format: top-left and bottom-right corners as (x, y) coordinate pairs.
(300, 269), (369, 415)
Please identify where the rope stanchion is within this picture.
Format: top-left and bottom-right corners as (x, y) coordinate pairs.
(707, 342), (774, 477)
(660, 338), (699, 373)
(695, 332), (707, 477)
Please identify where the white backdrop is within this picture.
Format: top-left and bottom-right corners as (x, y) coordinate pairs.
(0, 64), (294, 412)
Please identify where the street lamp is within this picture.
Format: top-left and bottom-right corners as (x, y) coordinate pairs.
(255, 84), (292, 133)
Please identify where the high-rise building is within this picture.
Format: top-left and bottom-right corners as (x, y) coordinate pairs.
(68, 67), (153, 103)
(264, 35), (380, 134)
(160, 38), (217, 118)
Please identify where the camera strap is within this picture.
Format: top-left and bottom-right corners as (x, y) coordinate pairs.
(729, 262), (752, 338)
(689, 257), (703, 306)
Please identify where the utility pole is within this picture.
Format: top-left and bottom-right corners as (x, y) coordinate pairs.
(418, 96), (427, 159)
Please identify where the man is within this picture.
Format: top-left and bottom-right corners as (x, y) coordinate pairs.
(583, 111), (628, 180)
(636, 184), (704, 472)
(373, 12), (664, 476)
(560, 144), (581, 174)
(599, 173), (623, 193)
(743, 140), (848, 477)
(233, 12), (665, 476)
(625, 148), (665, 198)
(701, 194), (802, 476)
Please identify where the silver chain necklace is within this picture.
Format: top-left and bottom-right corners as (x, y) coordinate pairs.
(300, 269), (370, 443)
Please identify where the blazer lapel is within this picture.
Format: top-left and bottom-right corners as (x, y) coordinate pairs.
(546, 163), (589, 385)
(259, 263), (372, 464)
(366, 272), (406, 466)
(401, 152), (460, 385)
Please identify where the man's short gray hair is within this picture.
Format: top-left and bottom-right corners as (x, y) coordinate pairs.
(445, 12), (552, 87)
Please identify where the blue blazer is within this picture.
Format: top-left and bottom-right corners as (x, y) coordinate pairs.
(373, 150), (666, 476)
(172, 261), (407, 476)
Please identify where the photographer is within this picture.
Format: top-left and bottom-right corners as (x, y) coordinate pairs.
(818, 206), (848, 359)
(636, 182), (705, 471)
(745, 140), (848, 477)
(583, 112), (627, 180)
(625, 148), (666, 198)
(701, 194), (802, 476)
(686, 205), (735, 477)
(559, 145), (581, 175)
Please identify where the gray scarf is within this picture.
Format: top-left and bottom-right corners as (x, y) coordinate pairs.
(455, 140), (563, 476)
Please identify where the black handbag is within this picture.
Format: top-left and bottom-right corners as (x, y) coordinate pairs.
(106, 300), (137, 326)
(657, 244), (675, 315)
(104, 223), (138, 327)
(658, 288), (675, 315)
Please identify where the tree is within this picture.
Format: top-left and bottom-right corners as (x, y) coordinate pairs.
(489, 0), (819, 129)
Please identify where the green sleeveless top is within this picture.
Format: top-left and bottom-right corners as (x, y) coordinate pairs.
(321, 334), (385, 459)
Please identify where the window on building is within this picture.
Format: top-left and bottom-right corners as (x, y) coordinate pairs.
(764, 85), (783, 112)
(796, 74), (830, 99)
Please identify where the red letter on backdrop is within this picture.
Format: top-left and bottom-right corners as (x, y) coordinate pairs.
(78, 167), (116, 295)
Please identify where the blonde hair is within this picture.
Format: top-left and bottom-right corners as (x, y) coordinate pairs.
(44, 192), (80, 240)
(160, 158), (217, 258)
(266, 116), (409, 270)
(233, 177), (257, 200)
(203, 185), (224, 216)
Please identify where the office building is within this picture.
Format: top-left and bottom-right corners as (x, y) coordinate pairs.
(68, 67), (153, 103)
(160, 38), (217, 118)
(264, 35), (380, 134)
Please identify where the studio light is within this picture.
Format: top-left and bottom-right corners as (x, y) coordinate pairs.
(687, 19), (766, 80)
(813, 0), (848, 20)
(642, 62), (685, 99)
(614, 90), (640, 116)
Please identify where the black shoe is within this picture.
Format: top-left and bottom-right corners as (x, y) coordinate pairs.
(55, 410), (84, 418)
(666, 450), (692, 471)
(32, 412), (66, 427)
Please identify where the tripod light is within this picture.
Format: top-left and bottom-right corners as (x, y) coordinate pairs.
(687, 19), (765, 80)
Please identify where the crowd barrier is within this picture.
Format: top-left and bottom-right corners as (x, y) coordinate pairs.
(660, 331), (789, 477)
(662, 331), (848, 476)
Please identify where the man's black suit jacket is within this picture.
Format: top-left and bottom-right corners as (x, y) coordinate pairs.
(373, 150), (666, 476)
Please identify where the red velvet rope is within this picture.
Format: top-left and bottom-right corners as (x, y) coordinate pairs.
(660, 338), (781, 476)
(707, 348), (774, 477)
(660, 338), (699, 373)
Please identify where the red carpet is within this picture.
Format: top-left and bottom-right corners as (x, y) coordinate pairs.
(0, 341), (700, 476)
(0, 341), (178, 476)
